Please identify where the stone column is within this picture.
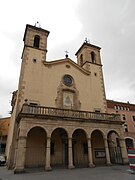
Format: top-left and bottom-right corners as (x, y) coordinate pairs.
(119, 138), (129, 164)
(133, 139), (135, 148)
(87, 138), (95, 167)
(104, 138), (111, 166)
(68, 138), (74, 169)
(14, 136), (27, 173)
(45, 137), (52, 171)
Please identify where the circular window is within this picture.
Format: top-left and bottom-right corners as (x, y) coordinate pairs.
(63, 75), (73, 86)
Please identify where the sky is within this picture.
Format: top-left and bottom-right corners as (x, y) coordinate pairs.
(0, 0), (135, 117)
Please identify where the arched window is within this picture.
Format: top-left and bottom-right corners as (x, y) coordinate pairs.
(33, 35), (40, 48)
(80, 54), (83, 66)
(91, 51), (96, 63)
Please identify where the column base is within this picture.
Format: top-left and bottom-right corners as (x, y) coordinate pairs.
(106, 163), (112, 166)
(45, 166), (52, 171)
(14, 168), (25, 174)
(89, 163), (95, 168)
(68, 165), (75, 169)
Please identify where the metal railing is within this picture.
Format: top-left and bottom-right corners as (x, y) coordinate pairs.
(19, 104), (120, 121)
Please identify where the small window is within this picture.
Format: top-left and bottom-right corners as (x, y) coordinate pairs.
(33, 35), (40, 48)
(132, 116), (135, 121)
(124, 124), (128, 132)
(83, 143), (88, 154)
(95, 110), (100, 113)
(29, 103), (38, 106)
(121, 106), (124, 110)
(33, 58), (37, 63)
(91, 51), (96, 63)
(122, 114), (126, 120)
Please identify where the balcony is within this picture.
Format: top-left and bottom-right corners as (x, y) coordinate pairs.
(17, 104), (121, 123)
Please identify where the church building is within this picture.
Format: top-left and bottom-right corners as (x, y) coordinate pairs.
(6, 24), (128, 173)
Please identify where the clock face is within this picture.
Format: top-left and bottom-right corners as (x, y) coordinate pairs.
(63, 75), (73, 86)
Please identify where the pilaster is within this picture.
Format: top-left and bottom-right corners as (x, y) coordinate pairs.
(14, 136), (27, 173)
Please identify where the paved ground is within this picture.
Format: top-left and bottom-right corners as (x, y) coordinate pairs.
(0, 165), (135, 180)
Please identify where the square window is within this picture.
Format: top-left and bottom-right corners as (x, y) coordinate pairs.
(122, 114), (126, 120)
(132, 116), (135, 121)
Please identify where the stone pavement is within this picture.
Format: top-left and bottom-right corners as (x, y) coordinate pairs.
(0, 165), (134, 180)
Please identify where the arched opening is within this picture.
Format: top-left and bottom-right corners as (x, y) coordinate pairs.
(51, 128), (68, 167)
(107, 131), (122, 164)
(72, 129), (88, 167)
(91, 51), (96, 63)
(91, 130), (105, 166)
(33, 35), (40, 48)
(125, 138), (134, 148)
(25, 127), (46, 168)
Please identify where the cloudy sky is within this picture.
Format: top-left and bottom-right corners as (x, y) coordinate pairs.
(0, 0), (135, 117)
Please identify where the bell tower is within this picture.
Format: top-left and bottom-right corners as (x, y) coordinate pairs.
(75, 41), (107, 113)
(17, 24), (50, 113)
(75, 41), (101, 68)
(23, 24), (50, 61)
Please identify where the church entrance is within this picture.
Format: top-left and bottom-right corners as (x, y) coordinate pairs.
(72, 129), (88, 167)
(91, 130), (106, 166)
(25, 127), (46, 168)
(107, 131), (123, 164)
(51, 128), (68, 167)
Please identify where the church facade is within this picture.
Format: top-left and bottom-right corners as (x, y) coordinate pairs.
(6, 24), (128, 173)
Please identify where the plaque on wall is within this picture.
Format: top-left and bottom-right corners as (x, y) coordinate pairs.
(95, 148), (106, 158)
(63, 92), (73, 109)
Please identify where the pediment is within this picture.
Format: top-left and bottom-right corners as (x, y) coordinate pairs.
(43, 58), (90, 75)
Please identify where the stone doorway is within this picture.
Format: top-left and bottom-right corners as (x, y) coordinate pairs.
(107, 131), (123, 164)
(72, 129), (88, 167)
(51, 128), (68, 167)
(91, 130), (106, 166)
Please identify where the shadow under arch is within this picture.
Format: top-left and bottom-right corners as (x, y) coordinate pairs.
(25, 126), (47, 168)
(91, 129), (106, 166)
(125, 137), (134, 148)
(51, 127), (68, 168)
(72, 128), (88, 167)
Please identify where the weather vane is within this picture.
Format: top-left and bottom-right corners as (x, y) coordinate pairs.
(34, 21), (41, 28)
(65, 50), (69, 58)
(84, 37), (90, 44)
